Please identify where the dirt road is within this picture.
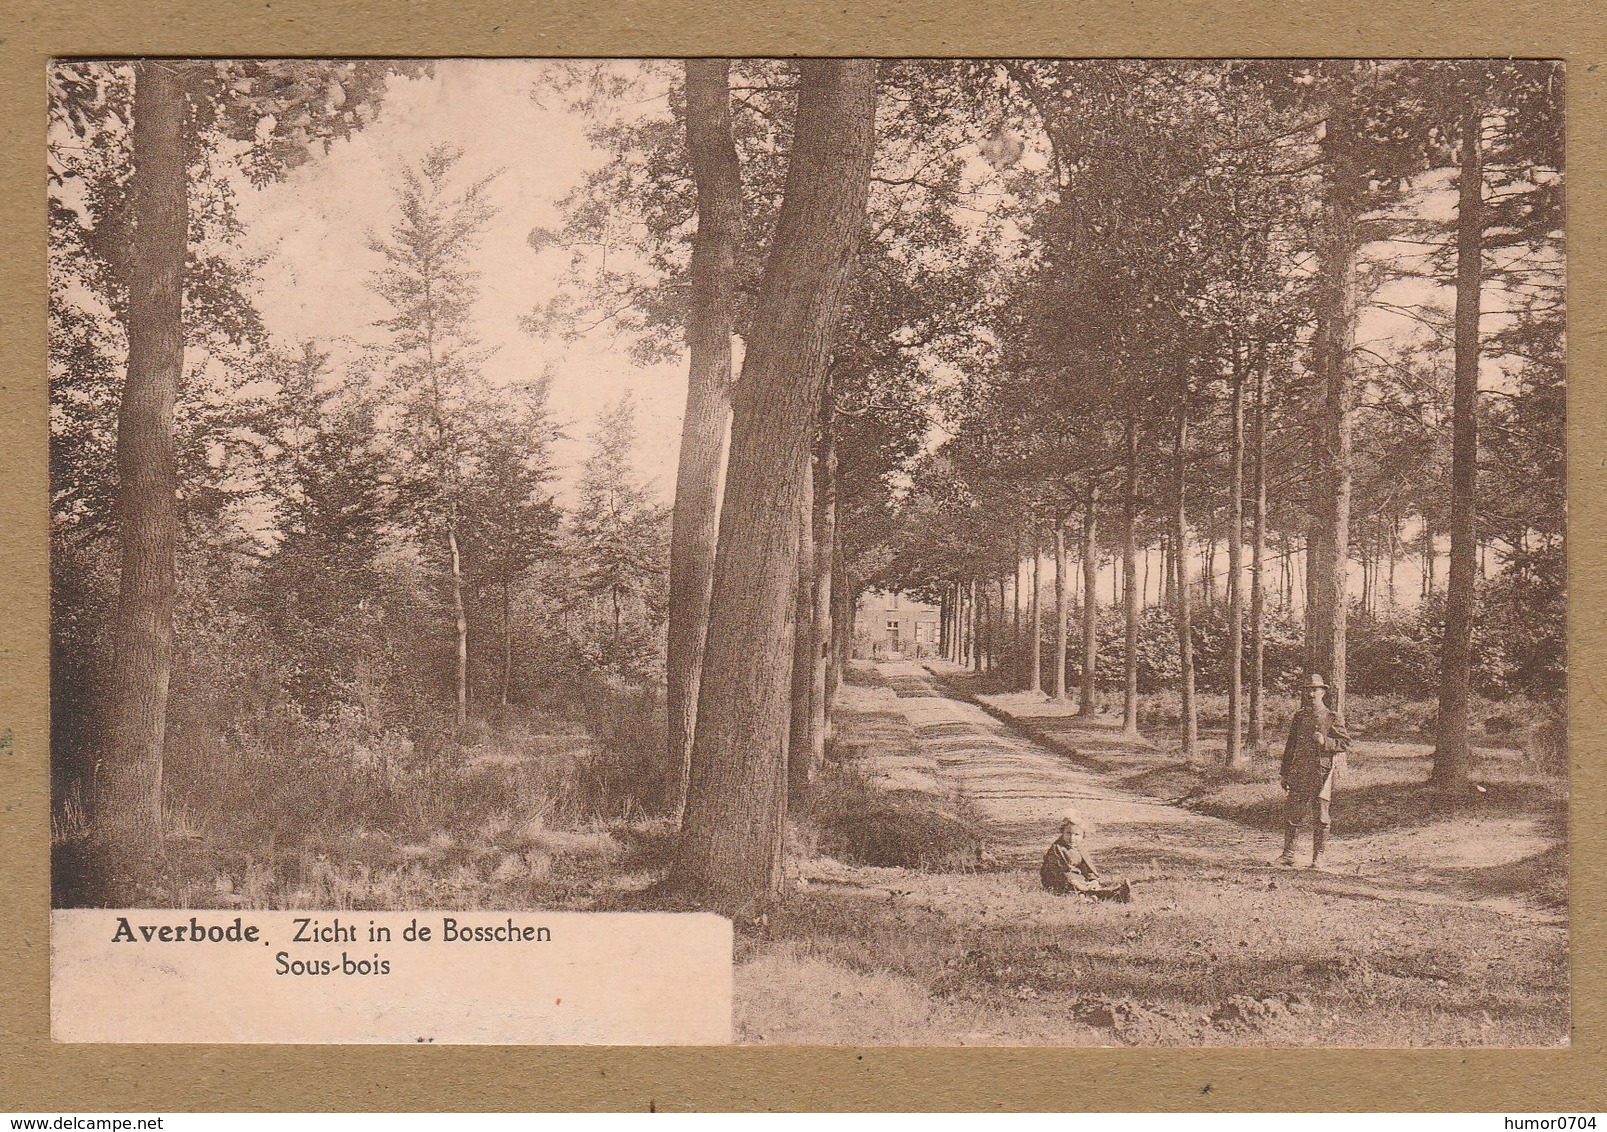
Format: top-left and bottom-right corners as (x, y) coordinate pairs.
(880, 659), (1262, 872)
(737, 660), (1568, 1046)
(877, 659), (1564, 924)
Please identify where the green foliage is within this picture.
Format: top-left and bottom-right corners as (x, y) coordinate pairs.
(458, 378), (563, 590)
(565, 394), (671, 677)
(807, 762), (986, 872)
(369, 142), (501, 532)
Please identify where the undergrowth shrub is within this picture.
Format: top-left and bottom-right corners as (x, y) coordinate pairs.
(1007, 589), (1563, 703)
(806, 762), (984, 871)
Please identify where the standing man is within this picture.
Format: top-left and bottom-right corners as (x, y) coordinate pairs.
(1277, 673), (1351, 868)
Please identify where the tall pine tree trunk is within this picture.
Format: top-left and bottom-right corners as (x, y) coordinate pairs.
(1226, 350), (1248, 769)
(674, 60), (876, 908)
(811, 416), (836, 765)
(989, 575), (1002, 672)
(1030, 524), (1043, 694)
(1174, 398), (1198, 758)
(1434, 105), (1486, 789)
(1249, 346), (1269, 754)
(1363, 538), (1372, 615)
(669, 58), (743, 821)
(1053, 517), (1069, 702)
(1012, 525), (1023, 687)
(972, 578), (984, 673)
(827, 556), (850, 709)
(1308, 87), (1363, 714)
(1122, 419), (1141, 736)
(957, 580), (966, 663)
(92, 60), (190, 896)
(977, 585), (989, 672)
(972, 581), (982, 669)
(956, 582), (966, 664)
(1079, 484), (1100, 716)
(949, 582), (958, 660)
(787, 456), (815, 805)
(1388, 515), (1398, 608)
(964, 578), (977, 668)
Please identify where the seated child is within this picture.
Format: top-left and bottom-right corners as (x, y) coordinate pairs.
(1040, 809), (1132, 901)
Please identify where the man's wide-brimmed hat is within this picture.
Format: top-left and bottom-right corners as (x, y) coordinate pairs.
(1060, 808), (1088, 830)
(1303, 672), (1328, 689)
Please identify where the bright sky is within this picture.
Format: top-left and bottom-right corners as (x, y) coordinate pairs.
(233, 59), (685, 503)
(223, 59), (1554, 548)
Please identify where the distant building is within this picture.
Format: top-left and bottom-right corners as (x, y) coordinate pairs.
(853, 589), (941, 659)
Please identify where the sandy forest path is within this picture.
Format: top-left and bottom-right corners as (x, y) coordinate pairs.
(868, 659), (1563, 926)
(742, 659), (1566, 1045)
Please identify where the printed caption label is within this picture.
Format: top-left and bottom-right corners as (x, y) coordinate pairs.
(52, 910), (732, 1044)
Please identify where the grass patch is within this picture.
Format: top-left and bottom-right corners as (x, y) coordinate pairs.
(735, 861), (1568, 1046)
(54, 675), (673, 909)
(807, 762), (986, 871)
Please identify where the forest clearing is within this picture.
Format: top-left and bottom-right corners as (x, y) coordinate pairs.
(47, 57), (1565, 1047)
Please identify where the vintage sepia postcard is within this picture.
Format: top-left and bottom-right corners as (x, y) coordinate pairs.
(41, 55), (1571, 1051)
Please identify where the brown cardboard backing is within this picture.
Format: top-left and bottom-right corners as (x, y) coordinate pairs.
(1, 0), (1601, 1111)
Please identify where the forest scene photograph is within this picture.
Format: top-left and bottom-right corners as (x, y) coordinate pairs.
(48, 57), (1565, 1047)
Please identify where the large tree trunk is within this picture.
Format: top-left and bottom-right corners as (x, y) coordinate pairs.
(1359, 538), (1371, 617)
(1012, 525), (1023, 687)
(1162, 532), (1175, 604)
(1226, 349), (1248, 769)
(674, 60), (876, 909)
(1029, 524), (1043, 694)
(91, 60), (190, 897)
(1078, 484), (1100, 716)
(1388, 514), (1399, 609)
(1122, 419), (1141, 736)
(956, 580), (965, 662)
(669, 58), (743, 821)
(972, 578), (984, 673)
(827, 557), (851, 710)
(810, 417), (836, 768)
(1307, 86), (1363, 714)
(1174, 399), (1198, 758)
(1249, 346), (1269, 754)
(1052, 517), (1068, 702)
(787, 456), (816, 806)
(938, 585), (951, 662)
(1434, 105), (1486, 790)
(989, 575), (1002, 672)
